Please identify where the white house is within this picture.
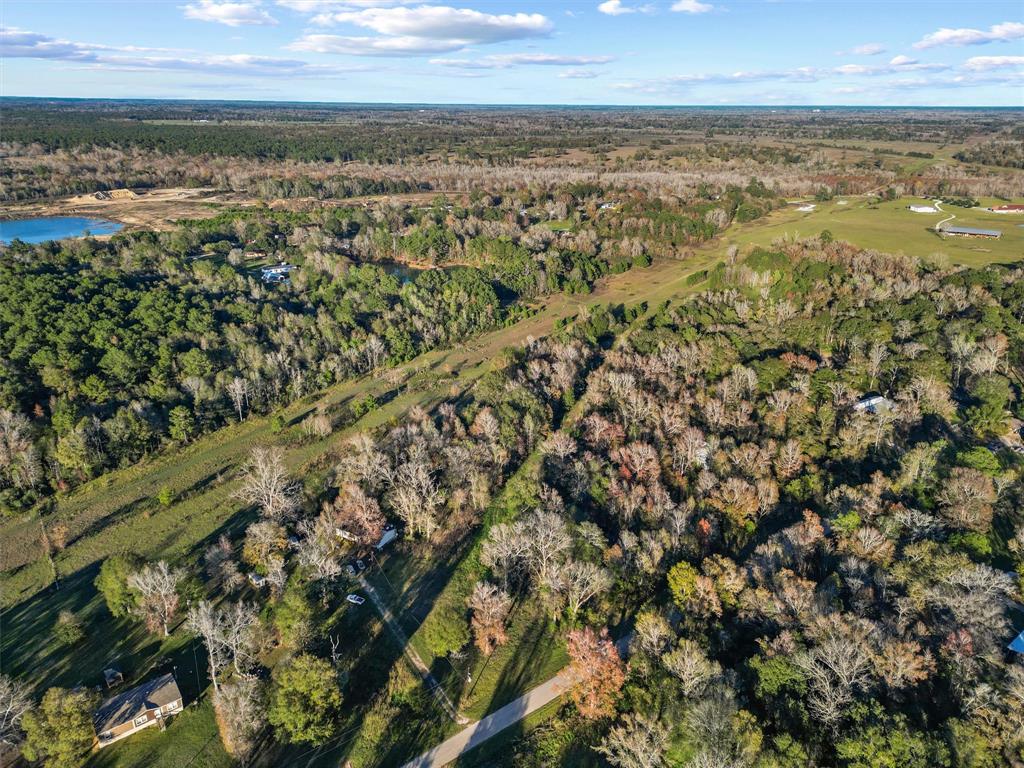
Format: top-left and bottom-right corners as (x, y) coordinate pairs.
(852, 395), (894, 414)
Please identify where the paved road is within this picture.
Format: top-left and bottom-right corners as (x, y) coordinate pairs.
(358, 576), (468, 724)
(399, 634), (633, 768)
(399, 667), (575, 768)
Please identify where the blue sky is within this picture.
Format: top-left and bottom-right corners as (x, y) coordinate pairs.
(2, 1), (1022, 104)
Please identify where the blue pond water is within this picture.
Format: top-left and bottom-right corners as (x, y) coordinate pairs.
(0, 216), (123, 244)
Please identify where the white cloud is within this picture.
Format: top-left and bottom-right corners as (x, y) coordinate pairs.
(277, 0), (412, 9)
(963, 55), (1024, 71)
(612, 66), (820, 94)
(598, 0), (634, 15)
(913, 21), (1024, 49)
(293, 34), (470, 55)
(671, 0), (713, 13)
(183, 0), (278, 26)
(430, 52), (614, 69)
(0, 27), (99, 61)
(0, 26), (350, 77)
(559, 68), (601, 79)
(851, 42), (885, 55)
(311, 5), (551, 38)
(832, 57), (946, 76)
(295, 5), (552, 56)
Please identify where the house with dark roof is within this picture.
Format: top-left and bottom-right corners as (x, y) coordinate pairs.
(94, 673), (183, 747)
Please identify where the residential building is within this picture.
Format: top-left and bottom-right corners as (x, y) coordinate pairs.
(94, 673), (182, 747)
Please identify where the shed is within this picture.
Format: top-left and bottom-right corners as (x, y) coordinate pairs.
(103, 668), (124, 689)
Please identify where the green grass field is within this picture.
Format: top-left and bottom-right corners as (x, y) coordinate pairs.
(726, 196), (1024, 267)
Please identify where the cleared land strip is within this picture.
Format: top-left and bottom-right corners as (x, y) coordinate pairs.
(358, 575), (468, 725)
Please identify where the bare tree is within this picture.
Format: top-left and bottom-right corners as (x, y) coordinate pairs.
(467, 581), (513, 655)
(222, 602), (260, 675)
(0, 409), (41, 490)
(188, 600), (231, 693)
(129, 561), (184, 636)
(0, 674), (32, 747)
(226, 377), (249, 422)
(388, 454), (446, 539)
(265, 555), (287, 597)
(214, 676), (266, 762)
(561, 560), (612, 621)
(296, 514), (343, 603)
(522, 509), (572, 587)
(480, 520), (529, 587)
(795, 632), (873, 730)
(234, 446), (299, 520)
(661, 639), (721, 698)
(597, 713), (669, 768)
(326, 483), (385, 548)
(938, 467), (996, 532)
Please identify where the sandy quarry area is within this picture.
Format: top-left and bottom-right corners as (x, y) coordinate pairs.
(2, 187), (263, 233)
(3, 187), (465, 235)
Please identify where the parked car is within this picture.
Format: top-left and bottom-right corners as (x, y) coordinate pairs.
(355, 559), (367, 572)
(345, 564), (357, 578)
(346, 594), (365, 605)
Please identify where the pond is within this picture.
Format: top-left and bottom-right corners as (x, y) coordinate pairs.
(0, 216), (124, 244)
(380, 261), (427, 284)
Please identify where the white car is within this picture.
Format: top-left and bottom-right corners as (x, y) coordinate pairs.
(346, 594), (365, 605)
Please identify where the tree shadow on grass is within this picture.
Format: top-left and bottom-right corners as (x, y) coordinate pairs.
(0, 506), (255, 699)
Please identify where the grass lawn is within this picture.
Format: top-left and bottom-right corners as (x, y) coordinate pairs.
(88, 700), (232, 768)
(725, 196), (1024, 267)
(458, 606), (567, 722)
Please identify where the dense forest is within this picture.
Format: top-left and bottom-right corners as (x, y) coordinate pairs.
(0, 181), (770, 513)
(486, 245), (1024, 767)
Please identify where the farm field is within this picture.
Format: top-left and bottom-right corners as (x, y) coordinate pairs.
(726, 196), (1024, 266)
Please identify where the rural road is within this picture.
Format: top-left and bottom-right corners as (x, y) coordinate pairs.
(399, 635), (633, 768)
(934, 200), (957, 232)
(399, 667), (575, 768)
(358, 576), (468, 724)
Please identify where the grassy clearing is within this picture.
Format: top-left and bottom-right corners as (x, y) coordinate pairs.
(724, 196), (1024, 267)
(458, 606), (568, 722)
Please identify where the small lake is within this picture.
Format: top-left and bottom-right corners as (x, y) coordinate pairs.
(0, 216), (124, 244)
(381, 261), (426, 284)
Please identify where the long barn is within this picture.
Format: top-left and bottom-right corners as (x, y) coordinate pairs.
(938, 225), (1002, 239)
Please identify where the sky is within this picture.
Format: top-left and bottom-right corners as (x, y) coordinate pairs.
(1, 0), (1023, 105)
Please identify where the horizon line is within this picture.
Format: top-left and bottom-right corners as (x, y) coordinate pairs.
(2, 95), (1022, 110)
